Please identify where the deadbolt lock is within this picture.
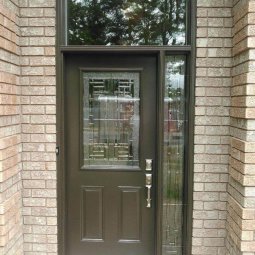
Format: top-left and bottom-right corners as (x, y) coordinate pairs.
(145, 159), (152, 171)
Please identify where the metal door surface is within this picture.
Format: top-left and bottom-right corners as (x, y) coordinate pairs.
(64, 53), (157, 255)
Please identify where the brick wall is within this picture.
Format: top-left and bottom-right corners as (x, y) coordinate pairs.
(193, 0), (232, 254)
(226, 0), (255, 254)
(0, 0), (23, 254)
(2, 0), (255, 255)
(19, 0), (57, 254)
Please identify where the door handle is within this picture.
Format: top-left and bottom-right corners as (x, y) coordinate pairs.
(146, 173), (152, 208)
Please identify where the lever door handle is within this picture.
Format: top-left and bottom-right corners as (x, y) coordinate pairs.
(146, 173), (152, 208)
(146, 184), (152, 208)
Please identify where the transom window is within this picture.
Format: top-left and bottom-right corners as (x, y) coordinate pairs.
(67, 0), (187, 45)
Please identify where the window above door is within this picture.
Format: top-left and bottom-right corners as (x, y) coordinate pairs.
(66, 0), (188, 46)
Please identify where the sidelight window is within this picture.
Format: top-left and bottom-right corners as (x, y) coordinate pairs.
(162, 56), (186, 254)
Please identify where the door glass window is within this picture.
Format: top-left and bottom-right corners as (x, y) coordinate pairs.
(162, 56), (186, 254)
(83, 72), (140, 167)
(68, 0), (187, 46)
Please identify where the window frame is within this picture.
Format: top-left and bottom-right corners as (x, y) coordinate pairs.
(64, 0), (190, 47)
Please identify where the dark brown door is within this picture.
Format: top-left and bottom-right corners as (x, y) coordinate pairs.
(64, 53), (157, 255)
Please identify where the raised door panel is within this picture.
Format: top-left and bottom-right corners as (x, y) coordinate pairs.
(81, 186), (104, 241)
(119, 187), (141, 242)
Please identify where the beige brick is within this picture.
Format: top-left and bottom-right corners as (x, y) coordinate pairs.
(2, 0), (255, 255)
(197, 0), (227, 8)
(20, 8), (44, 17)
(18, 3), (57, 250)
(204, 238), (225, 247)
(28, 18), (55, 26)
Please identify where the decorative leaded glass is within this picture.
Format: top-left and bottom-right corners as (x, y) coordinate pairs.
(83, 72), (140, 167)
(162, 56), (186, 254)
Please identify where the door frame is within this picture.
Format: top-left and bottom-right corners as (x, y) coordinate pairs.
(56, 1), (197, 255)
(65, 54), (159, 254)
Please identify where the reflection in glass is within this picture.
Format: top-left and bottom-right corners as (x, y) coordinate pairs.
(83, 72), (140, 167)
(68, 0), (186, 46)
(162, 56), (185, 254)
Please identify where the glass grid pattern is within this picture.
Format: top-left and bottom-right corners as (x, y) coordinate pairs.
(162, 56), (186, 255)
(83, 72), (140, 167)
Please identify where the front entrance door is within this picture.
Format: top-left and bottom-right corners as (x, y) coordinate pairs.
(64, 53), (157, 255)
